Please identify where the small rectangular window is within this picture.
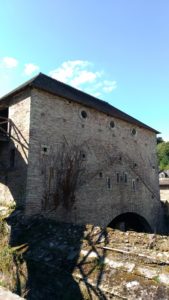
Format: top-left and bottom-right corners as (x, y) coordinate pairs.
(99, 172), (103, 178)
(41, 144), (49, 155)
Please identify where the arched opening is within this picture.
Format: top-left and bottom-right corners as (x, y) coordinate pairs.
(108, 212), (152, 233)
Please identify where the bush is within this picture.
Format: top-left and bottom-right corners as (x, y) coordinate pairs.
(157, 142), (169, 171)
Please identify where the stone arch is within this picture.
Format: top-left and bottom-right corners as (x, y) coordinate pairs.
(107, 212), (152, 233)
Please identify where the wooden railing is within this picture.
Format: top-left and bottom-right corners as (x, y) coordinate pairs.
(0, 116), (28, 150)
(0, 117), (11, 139)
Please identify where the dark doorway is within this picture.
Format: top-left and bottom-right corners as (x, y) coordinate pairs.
(0, 108), (9, 135)
(108, 212), (152, 233)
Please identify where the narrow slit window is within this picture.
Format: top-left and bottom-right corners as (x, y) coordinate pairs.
(132, 179), (136, 191)
(80, 151), (87, 161)
(43, 147), (47, 153)
(99, 172), (103, 178)
(10, 149), (15, 168)
(107, 177), (111, 189)
(116, 173), (120, 183)
(124, 172), (128, 183)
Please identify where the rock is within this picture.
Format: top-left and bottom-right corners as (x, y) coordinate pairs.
(136, 266), (158, 279)
(159, 274), (169, 285)
(148, 234), (156, 249)
(126, 281), (139, 288)
(98, 236), (105, 243)
(1, 218), (169, 299)
(0, 287), (24, 300)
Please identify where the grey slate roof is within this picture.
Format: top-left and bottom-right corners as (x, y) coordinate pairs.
(0, 73), (159, 133)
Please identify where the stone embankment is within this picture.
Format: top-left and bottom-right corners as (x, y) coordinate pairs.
(0, 209), (169, 299)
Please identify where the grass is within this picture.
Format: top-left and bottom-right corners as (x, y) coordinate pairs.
(0, 212), (27, 295)
(0, 245), (14, 273)
(0, 216), (14, 280)
(152, 275), (160, 283)
(93, 258), (106, 271)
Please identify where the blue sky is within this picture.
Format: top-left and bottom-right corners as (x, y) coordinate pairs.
(0, 0), (168, 140)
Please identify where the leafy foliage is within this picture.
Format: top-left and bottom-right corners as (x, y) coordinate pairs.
(157, 141), (169, 171)
(157, 137), (164, 144)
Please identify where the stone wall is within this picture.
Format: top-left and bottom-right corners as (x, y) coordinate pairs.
(25, 88), (162, 232)
(160, 179), (169, 203)
(160, 189), (169, 203)
(0, 89), (31, 208)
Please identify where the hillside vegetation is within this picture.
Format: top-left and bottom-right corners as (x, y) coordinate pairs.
(157, 139), (169, 171)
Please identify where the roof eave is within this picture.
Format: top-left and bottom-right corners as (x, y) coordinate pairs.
(0, 73), (41, 104)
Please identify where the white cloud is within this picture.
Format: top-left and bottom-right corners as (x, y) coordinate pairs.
(24, 63), (39, 76)
(2, 57), (18, 68)
(71, 70), (101, 87)
(50, 60), (91, 83)
(0, 59), (40, 96)
(102, 80), (117, 93)
(49, 60), (117, 97)
(93, 92), (101, 97)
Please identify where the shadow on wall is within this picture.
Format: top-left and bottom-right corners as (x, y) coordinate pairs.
(161, 201), (169, 234)
(0, 139), (82, 299)
(0, 138), (28, 209)
(0, 140), (110, 299)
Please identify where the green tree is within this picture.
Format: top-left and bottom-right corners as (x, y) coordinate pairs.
(157, 136), (164, 144)
(157, 141), (169, 171)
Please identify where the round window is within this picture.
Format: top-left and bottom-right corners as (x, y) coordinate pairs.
(81, 110), (87, 119)
(110, 120), (115, 128)
(131, 128), (137, 136)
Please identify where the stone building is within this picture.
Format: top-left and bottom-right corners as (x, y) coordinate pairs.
(159, 176), (169, 203)
(0, 73), (164, 232)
